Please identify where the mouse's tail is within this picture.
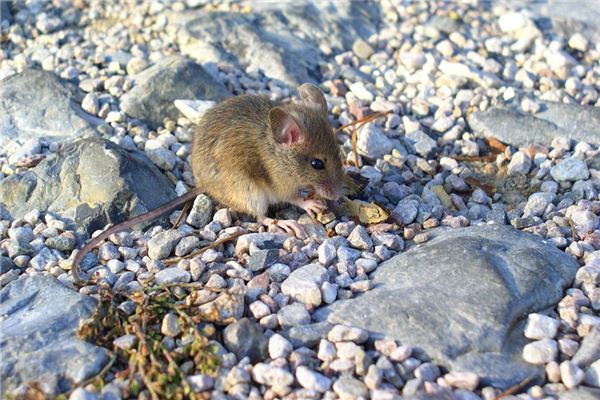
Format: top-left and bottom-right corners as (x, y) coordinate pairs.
(71, 188), (201, 284)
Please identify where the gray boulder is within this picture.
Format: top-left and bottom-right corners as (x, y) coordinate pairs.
(0, 69), (102, 146)
(120, 56), (230, 128)
(0, 138), (177, 237)
(468, 101), (600, 147)
(171, 1), (381, 85)
(315, 225), (579, 390)
(0, 275), (109, 396)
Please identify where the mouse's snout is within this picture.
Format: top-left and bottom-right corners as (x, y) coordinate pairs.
(316, 176), (342, 200)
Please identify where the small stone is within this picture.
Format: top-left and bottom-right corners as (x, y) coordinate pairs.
(29, 247), (58, 271)
(147, 230), (182, 260)
(498, 11), (528, 32)
(584, 360), (600, 387)
(248, 249), (279, 272)
(277, 302), (311, 328)
(507, 151), (532, 176)
(570, 210), (599, 235)
(357, 124), (393, 159)
(154, 267), (191, 285)
(45, 234), (77, 251)
(296, 366), (332, 392)
(550, 158), (590, 182)
(560, 361), (585, 389)
(175, 236), (200, 256)
(223, 318), (267, 363)
(318, 241), (337, 266)
(406, 130), (438, 157)
(352, 39), (374, 59)
(161, 313), (182, 337)
(392, 199), (419, 226)
(281, 263), (329, 307)
(349, 82), (374, 102)
(113, 334), (137, 350)
(347, 225), (373, 250)
(333, 376), (369, 400)
(547, 361), (562, 383)
(569, 33), (589, 52)
(213, 209), (232, 227)
(318, 339), (336, 362)
(250, 300), (271, 319)
(522, 339), (558, 364)
(126, 57), (149, 75)
(268, 333), (293, 359)
(444, 371), (479, 391)
(81, 92), (99, 115)
(328, 325), (368, 344)
(186, 194), (213, 228)
(321, 281), (338, 304)
(267, 263), (290, 282)
(414, 362), (441, 381)
(524, 313), (560, 339)
(68, 387), (97, 400)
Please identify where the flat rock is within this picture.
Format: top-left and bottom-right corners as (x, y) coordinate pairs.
(468, 101), (600, 146)
(0, 69), (103, 146)
(120, 56), (230, 128)
(0, 275), (109, 396)
(0, 138), (176, 237)
(315, 225), (579, 390)
(170, 1), (380, 85)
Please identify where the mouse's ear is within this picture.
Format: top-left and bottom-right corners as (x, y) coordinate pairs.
(269, 107), (304, 146)
(299, 83), (327, 116)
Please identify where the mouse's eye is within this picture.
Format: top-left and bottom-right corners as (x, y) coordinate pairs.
(310, 158), (325, 170)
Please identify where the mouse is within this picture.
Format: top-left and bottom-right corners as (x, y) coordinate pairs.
(70, 83), (344, 283)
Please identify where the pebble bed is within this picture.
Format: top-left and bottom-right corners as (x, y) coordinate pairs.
(1, 1), (600, 399)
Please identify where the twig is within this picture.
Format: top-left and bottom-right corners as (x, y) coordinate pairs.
(333, 110), (392, 133)
(172, 201), (192, 229)
(163, 231), (245, 265)
(162, 347), (194, 396)
(495, 375), (535, 399)
(137, 351), (160, 400)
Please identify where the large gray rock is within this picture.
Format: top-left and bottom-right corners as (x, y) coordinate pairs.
(523, 0), (600, 41)
(0, 138), (177, 237)
(315, 225), (579, 390)
(1, 1), (12, 26)
(0, 275), (109, 396)
(468, 101), (600, 147)
(120, 56), (230, 128)
(0, 69), (102, 146)
(171, 0), (380, 85)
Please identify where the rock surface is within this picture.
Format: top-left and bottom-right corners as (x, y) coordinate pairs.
(0, 69), (102, 146)
(468, 102), (600, 146)
(0, 275), (109, 395)
(316, 224), (579, 389)
(171, 1), (380, 85)
(0, 138), (176, 236)
(120, 56), (230, 128)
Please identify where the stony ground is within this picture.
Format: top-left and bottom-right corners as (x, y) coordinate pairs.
(1, 0), (600, 399)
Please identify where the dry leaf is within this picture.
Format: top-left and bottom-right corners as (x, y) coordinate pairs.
(430, 185), (454, 209)
(339, 198), (390, 224)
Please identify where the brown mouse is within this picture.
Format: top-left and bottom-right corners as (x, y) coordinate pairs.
(71, 83), (344, 283)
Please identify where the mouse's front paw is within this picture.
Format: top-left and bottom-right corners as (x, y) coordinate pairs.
(294, 198), (328, 218)
(261, 217), (307, 240)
